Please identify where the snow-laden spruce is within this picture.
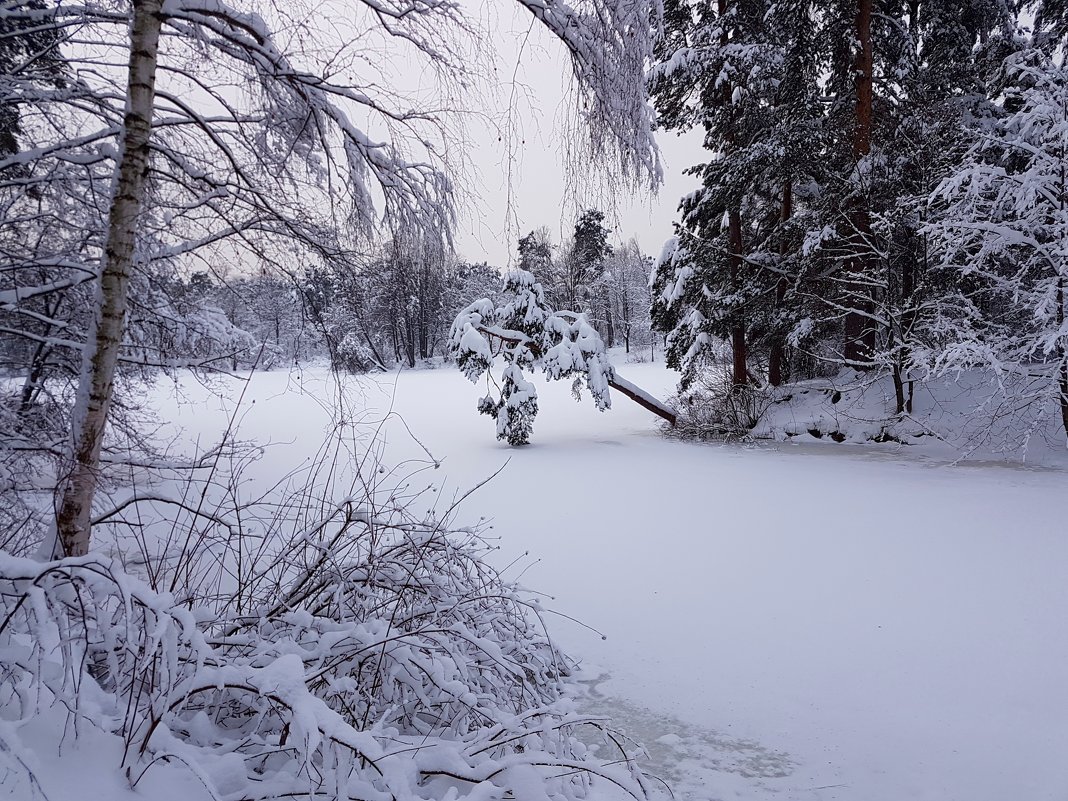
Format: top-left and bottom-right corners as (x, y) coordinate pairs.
(925, 47), (1068, 443)
(450, 270), (615, 445)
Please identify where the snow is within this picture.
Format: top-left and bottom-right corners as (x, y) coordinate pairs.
(20, 358), (1068, 801)
(3, 708), (210, 801)
(129, 360), (1068, 801)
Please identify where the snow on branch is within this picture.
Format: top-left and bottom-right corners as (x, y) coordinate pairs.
(449, 270), (614, 444)
(450, 270), (674, 444)
(0, 504), (651, 800)
(160, 0), (455, 240)
(517, 0), (663, 189)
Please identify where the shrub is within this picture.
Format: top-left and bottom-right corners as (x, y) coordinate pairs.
(668, 372), (772, 441)
(0, 482), (650, 800)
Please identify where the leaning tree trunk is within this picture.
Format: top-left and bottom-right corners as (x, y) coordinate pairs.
(52, 0), (164, 558)
(843, 0), (876, 368)
(1060, 354), (1068, 446)
(1061, 104), (1068, 444)
(1060, 275), (1068, 445)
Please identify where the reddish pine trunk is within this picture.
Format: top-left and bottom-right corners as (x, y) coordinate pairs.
(728, 210), (747, 387)
(719, 0), (747, 387)
(769, 181), (792, 387)
(843, 0), (876, 368)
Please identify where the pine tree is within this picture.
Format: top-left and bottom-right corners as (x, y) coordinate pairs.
(652, 0), (1020, 416)
(650, 0), (822, 388)
(450, 270), (616, 444)
(570, 209), (614, 343)
(0, 0), (66, 163)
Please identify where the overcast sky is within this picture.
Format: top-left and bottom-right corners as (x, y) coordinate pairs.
(450, 0), (705, 268)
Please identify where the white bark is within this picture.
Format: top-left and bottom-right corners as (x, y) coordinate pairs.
(52, 0), (164, 557)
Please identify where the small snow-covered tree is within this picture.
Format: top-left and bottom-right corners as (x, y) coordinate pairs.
(449, 270), (614, 444)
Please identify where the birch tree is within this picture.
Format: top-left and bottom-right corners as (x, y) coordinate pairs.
(2, 0), (663, 556)
(53, 0), (165, 557)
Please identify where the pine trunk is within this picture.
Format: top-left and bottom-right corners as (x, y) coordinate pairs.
(52, 0), (164, 558)
(728, 209), (747, 387)
(769, 181), (792, 386)
(719, 0), (747, 387)
(843, 0), (876, 368)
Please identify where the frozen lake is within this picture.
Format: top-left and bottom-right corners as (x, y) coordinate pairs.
(152, 360), (1068, 801)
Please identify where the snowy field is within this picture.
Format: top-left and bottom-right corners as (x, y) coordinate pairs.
(137, 359), (1068, 801)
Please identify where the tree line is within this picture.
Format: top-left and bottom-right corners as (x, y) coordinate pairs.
(650, 0), (1068, 440)
(99, 208), (659, 382)
(165, 245), (505, 372)
(517, 209), (657, 355)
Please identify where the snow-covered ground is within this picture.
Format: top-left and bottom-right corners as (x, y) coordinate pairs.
(130, 359), (1068, 801)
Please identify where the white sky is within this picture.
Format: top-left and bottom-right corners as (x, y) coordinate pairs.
(450, 0), (705, 267)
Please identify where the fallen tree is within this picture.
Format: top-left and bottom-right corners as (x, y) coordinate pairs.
(449, 270), (675, 445)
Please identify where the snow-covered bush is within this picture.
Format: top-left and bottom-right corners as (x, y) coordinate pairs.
(333, 331), (379, 374)
(449, 270), (615, 444)
(0, 497), (650, 800)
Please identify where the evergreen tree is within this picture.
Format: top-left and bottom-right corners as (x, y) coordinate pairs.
(570, 209), (614, 342)
(651, 0), (822, 387)
(517, 228), (561, 307)
(450, 270), (615, 444)
(0, 0), (66, 163)
(926, 46), (1068, 441)
(652, 0), (1019, 404)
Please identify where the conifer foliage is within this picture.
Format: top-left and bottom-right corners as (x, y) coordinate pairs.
(450, 270), (615, 444)
(927, 46), (1068, 438)
(651, 0), (1068, 443)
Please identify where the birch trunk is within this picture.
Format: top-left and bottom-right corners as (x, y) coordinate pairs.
(52, 0), (164, 557)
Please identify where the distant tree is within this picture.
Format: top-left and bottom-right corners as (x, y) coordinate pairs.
(367, 236), (451, 367)
(601, 239), (653, 354)
(446, 261), (504, 324)
(518, 229), (555, 286)
(570, 209), (615, 343)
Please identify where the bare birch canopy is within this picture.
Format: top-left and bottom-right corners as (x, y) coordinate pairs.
(0, 0), (663, 554)
(2, 0), (662, 276)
